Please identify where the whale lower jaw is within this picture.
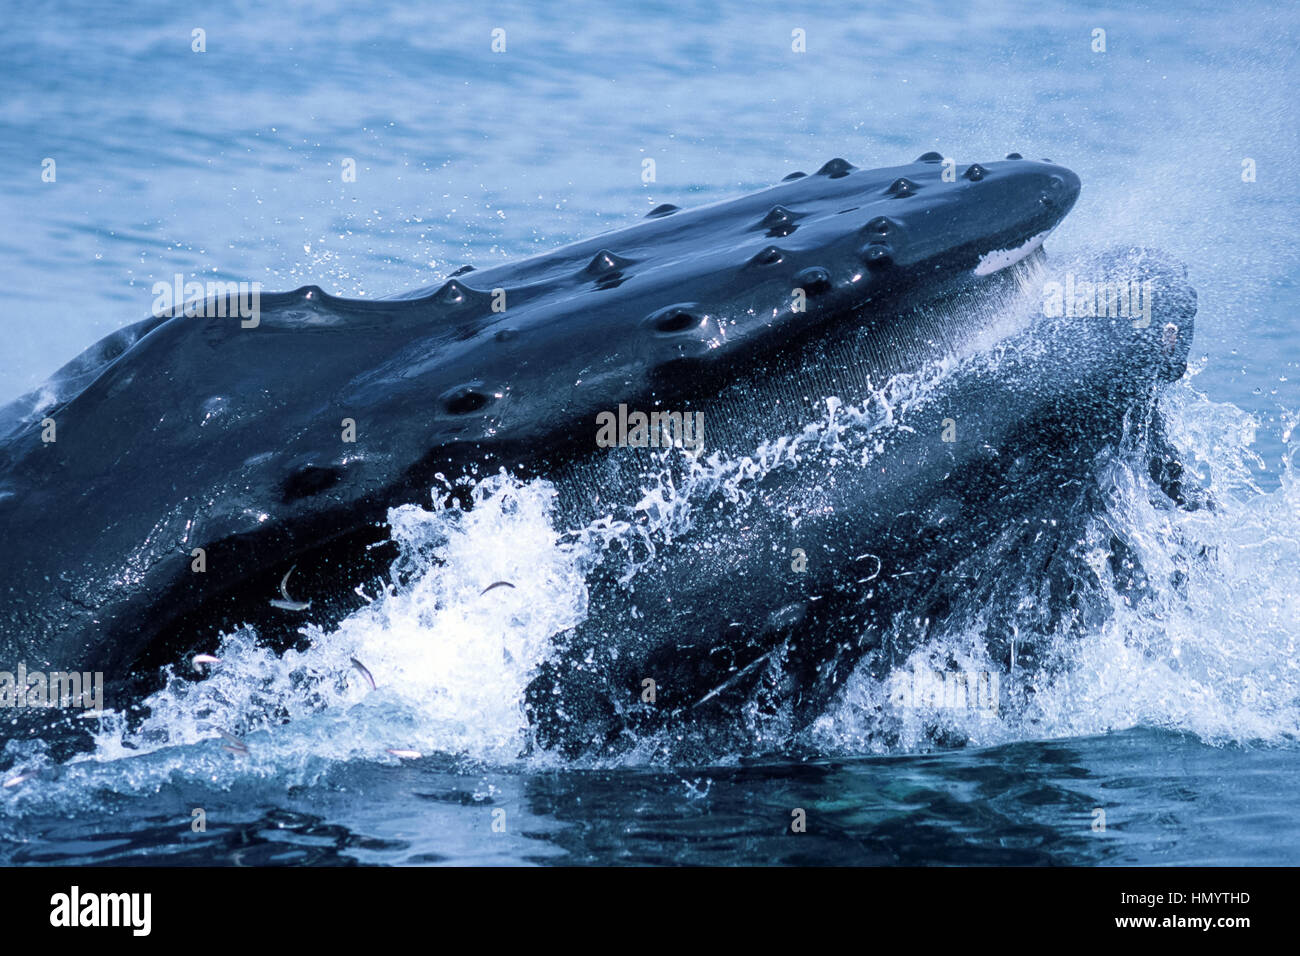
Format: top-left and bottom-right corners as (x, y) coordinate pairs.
(527, 246), (1197, 759)
(974, 228), (1054, 276)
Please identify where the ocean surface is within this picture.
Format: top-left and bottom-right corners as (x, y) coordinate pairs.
(1, 0), (1298, 865)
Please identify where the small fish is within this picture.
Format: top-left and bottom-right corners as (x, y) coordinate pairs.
(193, 653), (223, 666)
(386, 749), (422, 759)
(351, 657), (376, 691)
(217, 729), (248, 755)
(480, 580), (516, 596)
(694, 650), (775, 709)
(269, 565), (312, 612)
(2, 774), (32, 788)
(852, 553), (882, 582)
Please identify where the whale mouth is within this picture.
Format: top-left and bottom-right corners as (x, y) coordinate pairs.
(973, 228), (1054, 276)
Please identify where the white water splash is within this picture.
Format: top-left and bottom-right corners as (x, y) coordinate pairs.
(810, 377), (1300, 753)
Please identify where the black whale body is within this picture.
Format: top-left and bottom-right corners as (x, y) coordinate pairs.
(0, 153), (1196, 756)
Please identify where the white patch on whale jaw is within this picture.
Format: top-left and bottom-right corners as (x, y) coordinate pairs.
(973, 229), (1053, 276)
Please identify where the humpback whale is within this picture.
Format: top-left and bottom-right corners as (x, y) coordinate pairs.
(0, 153), (1193, 756)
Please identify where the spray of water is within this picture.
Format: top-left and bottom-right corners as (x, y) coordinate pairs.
(3, 252), (1298, 816)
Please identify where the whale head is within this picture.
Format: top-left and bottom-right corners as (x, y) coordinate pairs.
(0, 152), (1092, 737)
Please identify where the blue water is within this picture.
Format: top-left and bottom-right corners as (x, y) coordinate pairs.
(1, 0), (1298, 865)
